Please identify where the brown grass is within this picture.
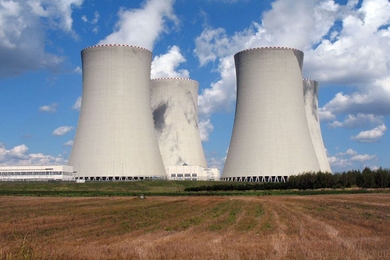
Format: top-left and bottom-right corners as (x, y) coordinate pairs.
(1, 194), (390, 259)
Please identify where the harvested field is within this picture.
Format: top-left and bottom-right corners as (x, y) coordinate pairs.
(1, 194), (390, 259)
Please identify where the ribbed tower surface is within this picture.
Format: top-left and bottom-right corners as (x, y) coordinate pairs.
(303, 79), (332, 173)
(151, 78), (207, 170)
(68, 44), (166, 180)
(222, 47), (320, 182)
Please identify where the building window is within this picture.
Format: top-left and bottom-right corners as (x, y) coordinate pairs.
(192, 173), (197, 177)
(184, 174), (190, 177)
(171, 174), (176, 177)
(177, 174), (183, 177)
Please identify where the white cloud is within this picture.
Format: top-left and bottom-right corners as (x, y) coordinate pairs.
(351, 124), (387, 142)
(81, 11), (99, 33)
(151, 45), (189, 78)
(81, 14), (87, 22)
(82, 11), (99, 24)
(0, 0), (83, 77)
(198, 56), (236, 116)
(72, 96), (82, 111)
(52, 126), (74, 136)
(0, 143), (65, 166)
(330, 113), (383, 128)
(199, 119), (214, 142)
(39, 103), (58, 113)
(73, 66), (82, 74)
(345, 149), (358, 156)
(328, 148), (377, 171)
(63, 140), (73, 147)
(319, 108), (336, 121)
(207, 156), (225, 171)
(320, 84), (390, 116)
(98, 0), (178, 50)
(351, 154), (377, 162)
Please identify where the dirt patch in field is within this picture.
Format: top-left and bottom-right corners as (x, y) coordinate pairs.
(1, 194), (390, 259)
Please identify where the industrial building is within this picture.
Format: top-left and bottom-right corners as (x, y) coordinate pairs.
(68, 44), (166, 181)
(151, 78), (207, 171)
(222, 47), (321, 182)
(0, 165), (74, 182)
(167, 166), (220, 181)
(303, 79), (332, 173)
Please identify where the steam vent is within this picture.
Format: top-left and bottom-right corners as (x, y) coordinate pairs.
(222, 47), (321, 182)
(151, 78), (207, 171)
(68, 44), (166, 181)
(303, 79), (332, 173)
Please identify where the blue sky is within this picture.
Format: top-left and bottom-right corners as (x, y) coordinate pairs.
(0, 0), (389, 173)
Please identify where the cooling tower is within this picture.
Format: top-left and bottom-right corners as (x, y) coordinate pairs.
(303, 79), (332, 173)
(68, 44), (166, 181)
(222, 47), (321, 182)
(151, 78), (207, 170)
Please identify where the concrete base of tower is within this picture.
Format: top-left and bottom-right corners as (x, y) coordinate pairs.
(221, 175), (289, 183)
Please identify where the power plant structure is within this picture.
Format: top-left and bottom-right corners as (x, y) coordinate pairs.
(3, 43), (332, 183)
(68, 44), (166, 181)
(150, 78), (207, 170)
(222, 47), (321, 182)
(303, 79), (332, 173)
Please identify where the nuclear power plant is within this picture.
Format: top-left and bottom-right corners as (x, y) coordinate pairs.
(303, 79), (332, 173)
(66, 44), (219, 181)
(151, 78), (207, 169)
(222, 47), (322, 182)
(1, 44), (331, 182)
(68, 44), (166, 181)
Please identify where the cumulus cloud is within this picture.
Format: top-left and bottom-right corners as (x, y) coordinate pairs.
(328, 148), (377, 171)
(98, 0), (178, 50)
(0, 143), (65, 166)
(198, 56), (236, 117)
(72, 96), (82, 111)
(39, 103), (58, 113)
(151, 45), (189, 78)
(319, 108), (336, 121)
(63, 140), (73, 147)
(351, 124), (387, 142)
(52, 126), (74, 136)
(320, 86), (390, 116)
(330, 113), (383, 128)
(194, 0), (390, 142)
(199, 119), (214, 142)
(0, 0), (83, 77)
(73, 66), (82, 74)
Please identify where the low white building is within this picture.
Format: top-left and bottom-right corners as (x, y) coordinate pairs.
(0, 165), (74, 182)
(167, 165), (220, 181)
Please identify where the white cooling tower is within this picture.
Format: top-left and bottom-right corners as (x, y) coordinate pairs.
(222, 47), (321, 182)
(68, 44), (166, 181)
(303, 79), (332, 173)
(150, 78), (207, 170)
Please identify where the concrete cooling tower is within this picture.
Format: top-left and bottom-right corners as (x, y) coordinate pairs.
(303, 79), (332, 173)
(151, 78), (207, 170)
(222, 47), (321, 182)
(68, 44), (166, 181)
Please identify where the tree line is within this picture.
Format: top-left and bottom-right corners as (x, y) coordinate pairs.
(184, 167), (390, 192)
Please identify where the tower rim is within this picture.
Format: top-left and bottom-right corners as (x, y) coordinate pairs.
(235, 46), (303, 57)
(151, 77), (198, 83)
(82, 44), (152, 53)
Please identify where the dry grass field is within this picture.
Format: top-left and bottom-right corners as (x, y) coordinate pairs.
(1, 194), (390, 259)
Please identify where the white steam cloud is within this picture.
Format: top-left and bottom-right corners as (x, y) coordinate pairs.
(99, 0), (178, 50)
